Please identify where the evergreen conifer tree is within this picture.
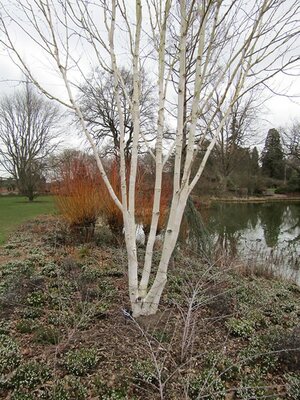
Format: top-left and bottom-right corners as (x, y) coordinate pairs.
(261, 129), (285, 179)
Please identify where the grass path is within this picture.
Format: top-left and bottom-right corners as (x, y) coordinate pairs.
(0, 196), (56, 244)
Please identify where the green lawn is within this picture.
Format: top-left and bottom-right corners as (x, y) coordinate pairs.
(0, 196), (56, 244)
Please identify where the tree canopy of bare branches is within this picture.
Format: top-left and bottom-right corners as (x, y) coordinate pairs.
(78, 67), (156, 160)
(0, 83), (61, 200)
(0, 0), (299, 315)
(281, 121), (300, 173)
(206, 92), (260, 191)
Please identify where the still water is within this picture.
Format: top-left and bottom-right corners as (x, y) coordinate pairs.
(201, 201), (300, 284)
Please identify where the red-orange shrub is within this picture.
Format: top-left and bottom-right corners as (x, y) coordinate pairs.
(100, 160), (124, 234)
(54, 155), (103, 239)
(136, 172), (172, 235)
(54, 153), (172, 239)
(101, 160), (172, 236)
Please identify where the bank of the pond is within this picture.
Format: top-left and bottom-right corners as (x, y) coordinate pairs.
(193, 194), (300, 207)
(0, 216), (299, 399)
(212, 195), (300, 204)
(0, 195), (56, 244)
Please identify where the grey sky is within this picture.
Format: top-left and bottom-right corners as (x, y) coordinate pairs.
(0, 0), (299, 179)
(1, 48), (299, 142)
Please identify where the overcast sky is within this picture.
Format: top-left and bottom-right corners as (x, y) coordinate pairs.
(0, 0), (299, 177)
(0, 53), (299, 153)
(0, 60), (299, 177)
(1, 49), (299, 109)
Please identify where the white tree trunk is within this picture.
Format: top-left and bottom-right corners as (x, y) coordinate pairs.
(1, 0), (299, 316)
(136, 190), (189, 316)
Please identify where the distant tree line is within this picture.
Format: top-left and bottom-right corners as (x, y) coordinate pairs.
(192, 125), (300, 197)
(0, 79), (299, 203)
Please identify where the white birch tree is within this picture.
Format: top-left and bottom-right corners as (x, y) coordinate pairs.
(0, 0), (299, 316)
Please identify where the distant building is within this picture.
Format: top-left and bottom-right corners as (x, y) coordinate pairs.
(0, 177), (19, 195)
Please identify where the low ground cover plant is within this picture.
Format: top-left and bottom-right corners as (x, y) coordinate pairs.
(0, 216), (298, 399)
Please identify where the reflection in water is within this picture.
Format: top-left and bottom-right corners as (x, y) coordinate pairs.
(249, 206), (259, 230)
(202, 202), (300, 285)
(260, 203), (284, 247)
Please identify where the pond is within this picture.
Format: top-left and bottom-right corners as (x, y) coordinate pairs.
(201, 201), (300, 285)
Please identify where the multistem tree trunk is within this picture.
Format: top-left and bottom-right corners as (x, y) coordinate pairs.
(131, 188), (189, 316)
(1, 0), (297, 317)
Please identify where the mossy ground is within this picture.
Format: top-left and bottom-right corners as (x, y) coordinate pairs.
(0, 216), (299, 399)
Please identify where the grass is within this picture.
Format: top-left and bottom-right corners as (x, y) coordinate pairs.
(0, 196), (56, 244)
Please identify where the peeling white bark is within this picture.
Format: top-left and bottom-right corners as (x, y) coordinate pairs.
(1, 0), (299, 316)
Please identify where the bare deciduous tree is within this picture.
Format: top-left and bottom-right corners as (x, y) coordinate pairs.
(0, 83), (61, 200)
(78, 67), (156, 160)
(0, 0), (299, 315)
(281, 121), (300, 173)
(209, 92), (260, 192)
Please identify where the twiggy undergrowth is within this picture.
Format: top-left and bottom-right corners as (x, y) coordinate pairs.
(0, 216), (299, 399)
